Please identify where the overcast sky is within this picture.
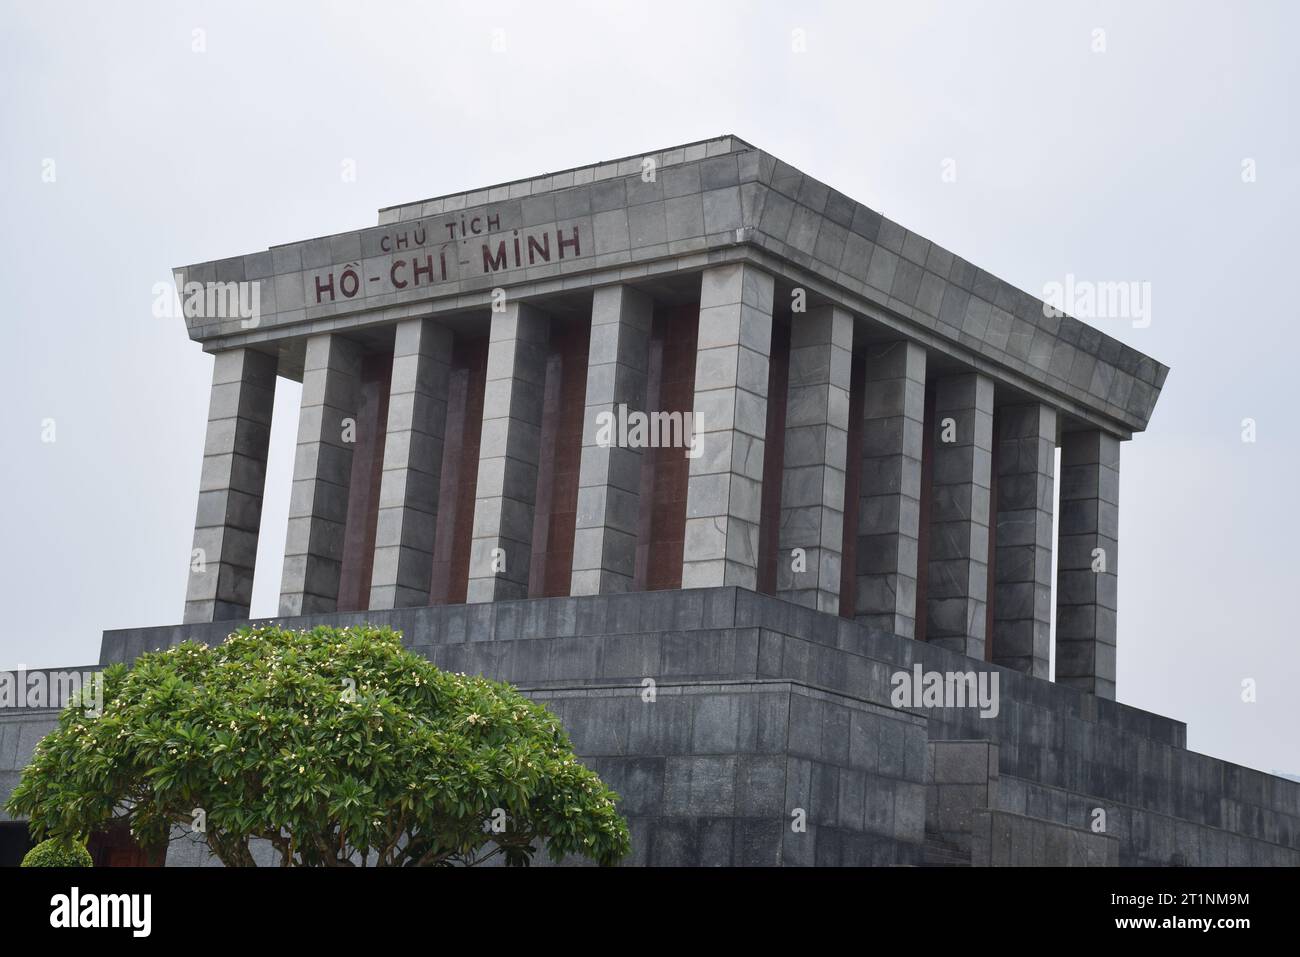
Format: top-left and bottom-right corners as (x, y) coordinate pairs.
(1, 0), (1296, 777)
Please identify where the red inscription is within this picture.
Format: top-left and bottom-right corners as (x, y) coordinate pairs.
(309, 212), (585, 304)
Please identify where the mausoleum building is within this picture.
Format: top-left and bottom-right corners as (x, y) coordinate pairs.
(3, 137), (1296, 867)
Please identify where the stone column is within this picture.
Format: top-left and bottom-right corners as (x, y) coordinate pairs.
(681, 263), (775, 590)
(571, 285), (653, 595)
(776, 305), (853, 612)
(1055, 429), (1120, 699)
(855, 340), (927, 636)
(369, 318), (454, 609)
(279, 333), (362, 616)
(992, 403), (1057, 679)
(926, 373), (994, 658)
(467, 302), (550, 602)
(184, 348), (278, 623)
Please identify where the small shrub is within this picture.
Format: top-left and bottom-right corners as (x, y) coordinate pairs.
(21, 838), (93, 868)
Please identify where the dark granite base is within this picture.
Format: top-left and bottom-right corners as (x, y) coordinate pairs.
(3, 588), (1296, 866)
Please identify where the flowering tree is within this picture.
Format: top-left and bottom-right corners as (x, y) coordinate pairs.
(7, 624), (629, 867)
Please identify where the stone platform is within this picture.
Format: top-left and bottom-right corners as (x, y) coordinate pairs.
(6, 587), (1296, 866)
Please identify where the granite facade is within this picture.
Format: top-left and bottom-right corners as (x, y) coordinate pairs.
(1, 589), (1282, 867)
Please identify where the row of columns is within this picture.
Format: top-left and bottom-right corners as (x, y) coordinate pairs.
(183, 262), (1120, 698)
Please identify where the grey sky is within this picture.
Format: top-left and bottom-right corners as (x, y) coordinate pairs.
(1, 0), (1296, 777)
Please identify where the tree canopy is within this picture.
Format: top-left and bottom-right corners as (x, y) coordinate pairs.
(7, 624), (629, 867)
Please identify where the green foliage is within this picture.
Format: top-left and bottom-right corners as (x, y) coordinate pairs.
(6, 625), (629, 867)
(21, 837), (93, 868)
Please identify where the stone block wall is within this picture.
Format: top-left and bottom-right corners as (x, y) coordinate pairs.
(926, 740), (1000, 852)
(2, 588), (1295, 866)
(970, 808), (1118, 866)
(0, 711), (59, 825)
(532, 683), (926, 866)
